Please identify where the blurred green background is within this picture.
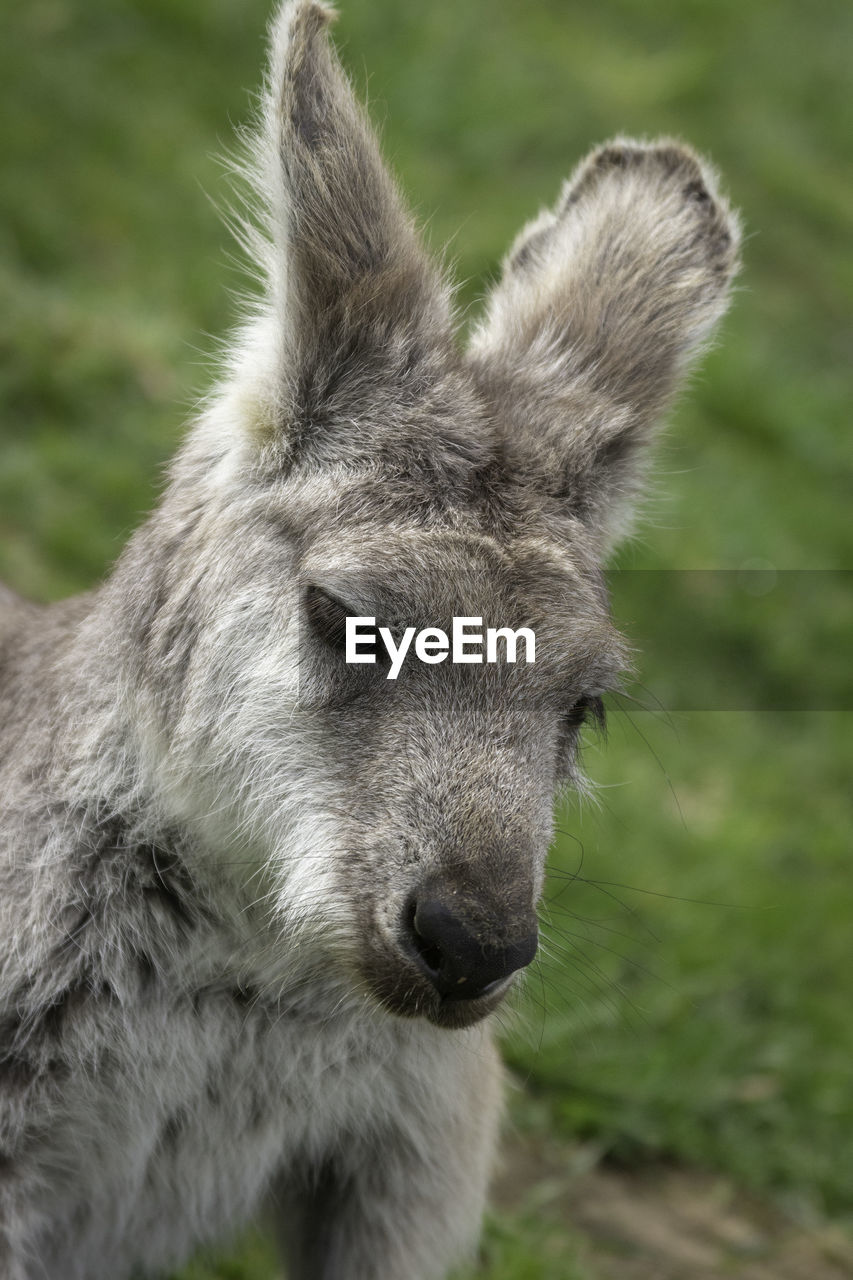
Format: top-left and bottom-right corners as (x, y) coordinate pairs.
(1, 1), (851, 1276)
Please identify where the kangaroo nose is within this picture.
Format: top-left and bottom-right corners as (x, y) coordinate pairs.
(406, 896), (538, 1001)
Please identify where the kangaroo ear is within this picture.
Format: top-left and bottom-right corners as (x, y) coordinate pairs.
(467, 139), (740, 552)
(246, 1), (451, 442)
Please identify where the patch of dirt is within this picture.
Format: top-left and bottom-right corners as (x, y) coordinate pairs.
(492, 1129), (853, 1279)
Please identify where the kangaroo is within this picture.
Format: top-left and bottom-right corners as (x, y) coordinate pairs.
(0, 3), (740, 1277)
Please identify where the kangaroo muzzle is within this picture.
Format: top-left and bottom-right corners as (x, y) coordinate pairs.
(403, 882), (539, 1003)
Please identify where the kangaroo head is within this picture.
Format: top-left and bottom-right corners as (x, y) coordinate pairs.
(124, 1), (739, 1029)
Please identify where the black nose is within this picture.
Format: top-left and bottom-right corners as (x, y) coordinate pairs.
(405, 896), (538, 1001)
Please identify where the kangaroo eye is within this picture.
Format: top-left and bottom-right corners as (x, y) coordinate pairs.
(304, 585), (350, 653)
(564, 694), (606, 734)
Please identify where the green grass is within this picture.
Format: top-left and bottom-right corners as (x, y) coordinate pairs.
(530, 711), (853, 1213)
(2, 1), (851, 1276)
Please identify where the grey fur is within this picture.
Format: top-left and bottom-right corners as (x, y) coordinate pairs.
(0, 3), (740, 1277)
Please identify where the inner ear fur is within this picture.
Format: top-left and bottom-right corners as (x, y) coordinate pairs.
(467, 138), (741, 551)
(246, 1), (454, 447)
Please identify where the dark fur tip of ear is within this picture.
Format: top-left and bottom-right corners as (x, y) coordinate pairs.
(302, 0), (337, 38)
(282, 0), (338, 36)
(270, 0), (338, 86)
(503, 137), (740, 307)
(271, 0), (342, 150)
(591, 141), (688, 176)
(281, 0), (338, 64)
(562, 136), (740, 276)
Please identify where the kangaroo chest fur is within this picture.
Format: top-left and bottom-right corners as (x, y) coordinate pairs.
(6, 884), (442, 1279)
(35, 988), (303, 1277)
